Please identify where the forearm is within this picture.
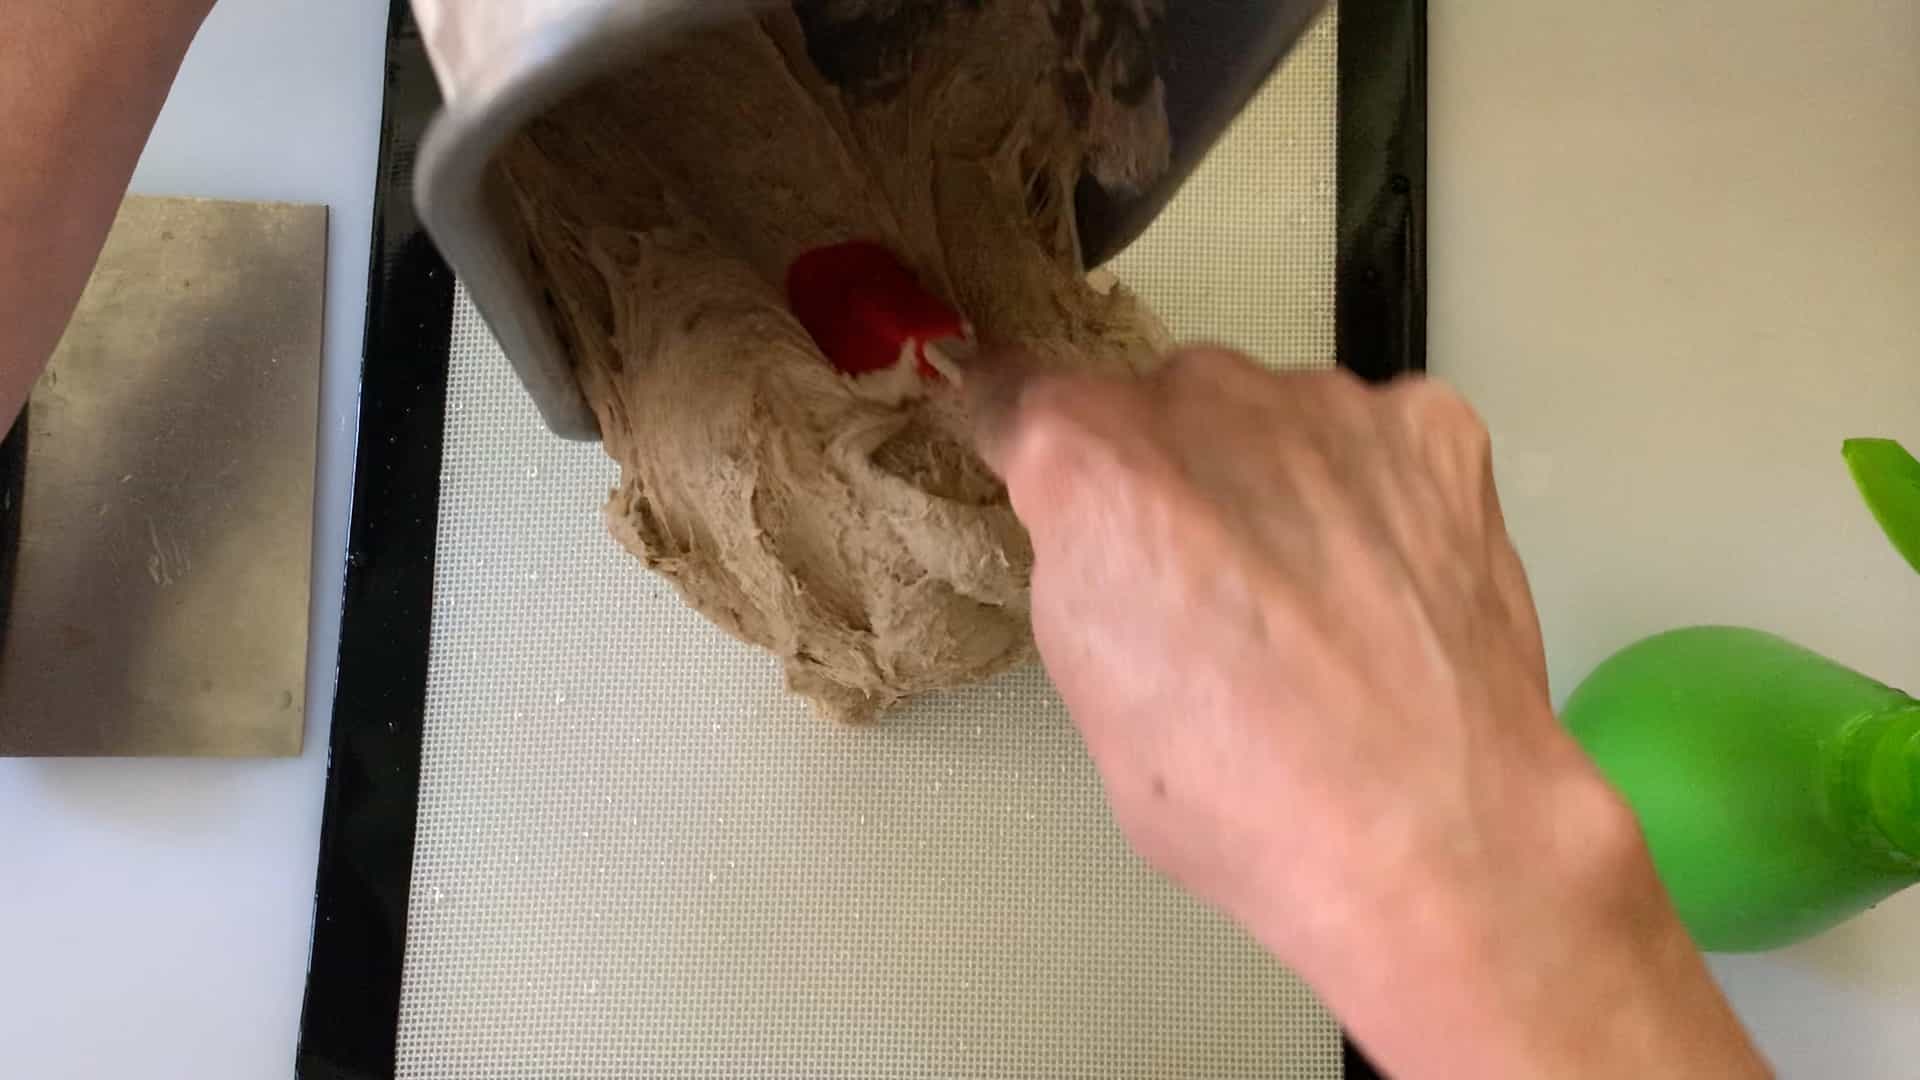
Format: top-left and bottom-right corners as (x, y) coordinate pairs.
(1314, 894), (1766, 1077)
(0, 0), (216, 429)
(1261, 773), (1769, 1079)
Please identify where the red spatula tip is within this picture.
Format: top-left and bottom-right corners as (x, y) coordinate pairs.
(786, 241), (969, 381)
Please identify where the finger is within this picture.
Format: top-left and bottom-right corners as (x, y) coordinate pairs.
(992, 378), (1112, 535)
(962, 346), (1045, 476)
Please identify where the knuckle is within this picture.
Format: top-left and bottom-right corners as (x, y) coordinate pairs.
(1309, 367), (1372, 410)
(1269, 369), (1370, 428)
(1012, 374), (1082, 430)
(999, 378), (1109, 481)
(1159, 345), (1256, 385)
(1395, 378), (1491, 454)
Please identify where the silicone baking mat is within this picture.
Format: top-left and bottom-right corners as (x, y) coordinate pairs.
(299, 2), (1425, 1076)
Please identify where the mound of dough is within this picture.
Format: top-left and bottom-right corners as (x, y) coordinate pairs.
(497, 1), (1171, 720)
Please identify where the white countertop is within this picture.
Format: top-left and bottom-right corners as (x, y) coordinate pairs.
(0, 2), (388, 1077)
(1, 1), (1915, 1077)
(1432, 1), (1920, 1075)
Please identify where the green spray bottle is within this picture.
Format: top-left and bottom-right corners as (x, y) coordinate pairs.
(1561, 439), (1920, 952)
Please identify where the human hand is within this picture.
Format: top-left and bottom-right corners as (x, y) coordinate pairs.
(3, 0), (220, 429)
(971, 348), (1766, 1079)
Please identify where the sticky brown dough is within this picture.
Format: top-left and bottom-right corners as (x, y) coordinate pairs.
(498, 1), (1173, 721)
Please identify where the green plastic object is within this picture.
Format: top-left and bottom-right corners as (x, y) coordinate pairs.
(1844, 438), (1920, 577)
(1564, 439), (1920, 951)
(1563, 627), (1920, 951)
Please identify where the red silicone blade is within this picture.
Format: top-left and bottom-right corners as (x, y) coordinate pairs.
(786, 241), (968, 381)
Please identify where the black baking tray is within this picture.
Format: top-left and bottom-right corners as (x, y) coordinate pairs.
(295, 2), (1424, 1076)
(0, 413), (24, 662)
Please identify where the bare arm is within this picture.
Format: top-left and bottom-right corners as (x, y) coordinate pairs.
(1, 0), (217, 429)
(972, 350), (1769, 1079)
